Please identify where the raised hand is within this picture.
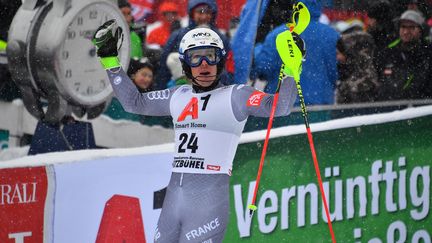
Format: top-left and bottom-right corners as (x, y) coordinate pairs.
(276, 30), (306, 80)
(92, 19), (123, 58)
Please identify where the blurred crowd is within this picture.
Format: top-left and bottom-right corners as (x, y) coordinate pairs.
(334, 0), (432, 103)
(1, 0), (432, 124)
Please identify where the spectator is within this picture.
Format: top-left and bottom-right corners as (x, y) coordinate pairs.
(248, 0), (292, 90)
(166, 52), (189, 86)
(104, 59), (154, 121)
(227, 17), (240, 41)
(0, 0), (20, 42)
(0, 0), (21, 102)
(404, 0), (432, 38)
(367, 0), (398, 50)
(400, 0), (431, 20)
(255, 0), (293, 43)
(154, 0), (234, 90)
(146, 2), (180, 48)
(118, 0), (144, 59)
(129, 0), (154, 23)
(253, 0), (339, 105)
(0, 39), (20, 102)
(335, 20), (379, 103)
(375, 10), (432, 100)
(127, 59), (155, 92)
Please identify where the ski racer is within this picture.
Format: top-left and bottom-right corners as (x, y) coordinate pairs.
(92, 20), (305, 243)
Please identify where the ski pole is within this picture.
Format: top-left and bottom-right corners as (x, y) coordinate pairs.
(247, 64), (285, 216)
(248, 2), (310, 216)
(249, 2), (337, 243)
(276, 4), (336, 243)
(294, 64), (337, 243)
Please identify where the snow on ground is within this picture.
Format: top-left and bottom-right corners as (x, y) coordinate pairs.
(0, 146), (29, 161)
(1, 105), (431, 169)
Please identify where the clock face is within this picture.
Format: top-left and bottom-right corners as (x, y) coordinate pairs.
(56, 2), (130, 106)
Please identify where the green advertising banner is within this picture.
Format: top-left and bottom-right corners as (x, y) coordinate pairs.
(227, 115), (431, 242)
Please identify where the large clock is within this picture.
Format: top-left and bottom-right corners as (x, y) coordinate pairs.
(7, 0), (130, 123)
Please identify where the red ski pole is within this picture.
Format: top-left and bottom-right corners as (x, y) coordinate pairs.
(248, 1), (310, 218)
(248, 65), (285, 216)
(248, 2), (336, 242)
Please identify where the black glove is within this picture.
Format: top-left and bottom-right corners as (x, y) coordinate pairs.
(292, 32), (306, 59)
(92, 19), (123, 58)
(276, 30), (306, 80)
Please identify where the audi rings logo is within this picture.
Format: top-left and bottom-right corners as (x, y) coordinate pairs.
(147, 89), (170, 100)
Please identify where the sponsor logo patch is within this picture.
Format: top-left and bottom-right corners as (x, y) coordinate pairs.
(185, 217), (220, 240)
(173, 156), (205, 170)
(113, 76), (122, 85)
(192, 32), (211, 38)
(247, 91), (265, 107)
(147, 89), (170, 100)
(207, 165), (221, 171)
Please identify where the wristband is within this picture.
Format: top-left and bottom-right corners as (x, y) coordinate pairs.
(100, 56), (121, 69)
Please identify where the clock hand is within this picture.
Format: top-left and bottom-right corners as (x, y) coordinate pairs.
(89, 47), (96, 57)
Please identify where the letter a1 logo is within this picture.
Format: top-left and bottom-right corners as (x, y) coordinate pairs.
(177, 97), (198, 122)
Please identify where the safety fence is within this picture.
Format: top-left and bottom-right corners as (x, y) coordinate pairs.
(0, 105), (431, 242)
(1, 99), (431, 152)
(226, 108), (432, 242)
(0, 100), (174, 151)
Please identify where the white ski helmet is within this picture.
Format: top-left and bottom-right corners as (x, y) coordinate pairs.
(178, 27), (226, 80)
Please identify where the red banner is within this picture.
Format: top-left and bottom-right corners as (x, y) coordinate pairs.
(0, 166), (48, 243)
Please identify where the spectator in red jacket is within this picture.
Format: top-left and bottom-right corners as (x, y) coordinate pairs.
(146, 2), (180, 48)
